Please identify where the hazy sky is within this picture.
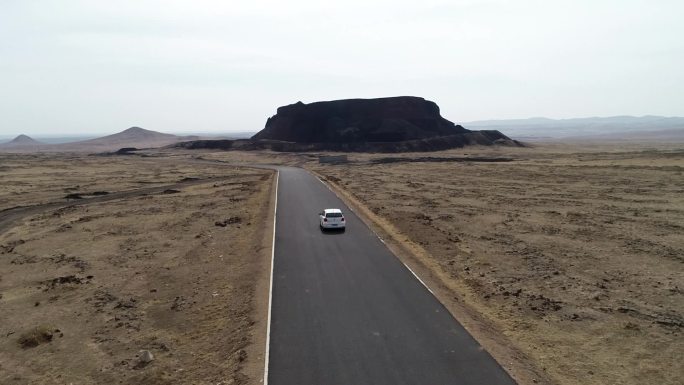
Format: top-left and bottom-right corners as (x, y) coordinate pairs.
(1, 0), (682, 136)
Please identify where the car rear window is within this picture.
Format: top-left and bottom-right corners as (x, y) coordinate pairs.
(326, 212), (343, 218)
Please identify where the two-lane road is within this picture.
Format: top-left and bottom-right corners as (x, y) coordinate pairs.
(267, 166), (516, 385)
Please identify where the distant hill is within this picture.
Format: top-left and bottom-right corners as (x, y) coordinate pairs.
(463, 116), (684, 141)
(70, 127), (189, 148)
(44, 126), (199, 152)
(0, 134), (43, 148)
(0, 127), (209, 153)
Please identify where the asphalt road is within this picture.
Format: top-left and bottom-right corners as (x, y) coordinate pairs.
(267, 166), (516, 385)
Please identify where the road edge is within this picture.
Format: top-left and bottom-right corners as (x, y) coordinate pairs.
(263, 170), (278, 385)
(242, 169), (278, 384)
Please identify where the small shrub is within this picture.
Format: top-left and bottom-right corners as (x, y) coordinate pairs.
(18, 326), (54, 348)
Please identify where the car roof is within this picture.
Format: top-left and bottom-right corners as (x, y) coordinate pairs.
(323, 208), (342, 214)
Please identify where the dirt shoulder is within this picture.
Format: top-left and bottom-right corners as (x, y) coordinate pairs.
(308, 144), (684, 385)
(0, 154), (275, 385)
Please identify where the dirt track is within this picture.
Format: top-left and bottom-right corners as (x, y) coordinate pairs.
(0, 175), (262, 234)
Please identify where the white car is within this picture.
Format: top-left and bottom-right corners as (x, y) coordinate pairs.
(319, 208), (346, 229)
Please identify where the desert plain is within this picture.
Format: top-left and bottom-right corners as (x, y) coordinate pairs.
(1, 141), (682, 385)
(307, 142), (684, 385)
(0, 153), (275, 384)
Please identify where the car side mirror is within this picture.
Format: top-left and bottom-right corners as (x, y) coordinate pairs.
(318, 212), (323, 216)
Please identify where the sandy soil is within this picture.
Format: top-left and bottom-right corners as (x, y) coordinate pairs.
(309, 143), (684, 385)
(0, 154), (275, 385)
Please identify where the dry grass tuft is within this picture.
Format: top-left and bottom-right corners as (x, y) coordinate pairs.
(17, 326), (55, 348)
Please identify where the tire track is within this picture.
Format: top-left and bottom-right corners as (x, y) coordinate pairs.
(0, 175), (252, 234)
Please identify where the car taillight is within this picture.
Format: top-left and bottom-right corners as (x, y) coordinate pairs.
(341, 217), (345, 221)
(323, 218), (328, 222)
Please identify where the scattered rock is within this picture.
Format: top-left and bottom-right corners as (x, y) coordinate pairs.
(56, 224), (73, 232)
(215, 216), (242, 227)
(10, 254), (37, 265)
(162, 189), (181, 194)
(237, 349), (247, 362)
(18, 326), (54, 348)
(0, 239), (25, 254)
(372, 156), (515, 164)
(88, 290), (117, 309)
(43, 275), (92, 291)
(624, 322), (640, 330)
(133, 350), (154, 369)
(115, 298), (138, 309)
(115, 147), (138, 155)
(139, 350), (154, 363)
(64, 193), (84, 200)
(171, 296), (188, 311)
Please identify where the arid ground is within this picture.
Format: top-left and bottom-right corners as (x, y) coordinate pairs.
(0, 153), (275, 385)
(2, 143), (682, 385)
(307, 142), (683, 385)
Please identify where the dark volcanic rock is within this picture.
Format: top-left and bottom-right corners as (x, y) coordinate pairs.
(115, 147), (138, 155)
(175, 130), (520, 153)
(252, 96), (469, 143)
(174, 96), (522, 152)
